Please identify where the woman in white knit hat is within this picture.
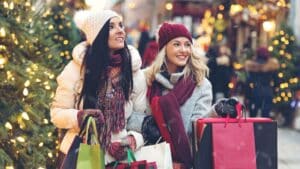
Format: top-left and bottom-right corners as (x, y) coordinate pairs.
(50, 9), (147, 167)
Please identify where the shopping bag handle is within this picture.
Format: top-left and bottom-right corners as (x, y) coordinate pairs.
(224, 102), (245, 127)
(86, 117), (99, 144)
(78, 114), (92, 136)
(111, 148), (137, 168)
(78, 116), (99, 145)
(126, 148), (136, 164)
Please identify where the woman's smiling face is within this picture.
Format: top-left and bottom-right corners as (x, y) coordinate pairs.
(165, 37), (192, 73)
(108, 16), (126, 52)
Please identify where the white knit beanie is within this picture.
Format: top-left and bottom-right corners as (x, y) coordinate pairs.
(73, 9), (120, 44)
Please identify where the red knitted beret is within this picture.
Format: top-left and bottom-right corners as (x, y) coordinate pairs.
(158, 22), (193, 50)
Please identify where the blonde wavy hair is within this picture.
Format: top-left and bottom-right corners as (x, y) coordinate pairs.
(144, 45), (209, 86)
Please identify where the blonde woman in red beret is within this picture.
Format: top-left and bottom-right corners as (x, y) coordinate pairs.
(50, 9), (147, 167)
(143, 22), (213, 169)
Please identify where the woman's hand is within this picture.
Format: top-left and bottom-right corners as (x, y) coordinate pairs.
(77, 109), (105, 128)
(108, 135), (136, 161)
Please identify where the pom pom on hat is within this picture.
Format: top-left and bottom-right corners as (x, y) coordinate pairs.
(73, 9), (120, 44)
(158, 22), (192, 50)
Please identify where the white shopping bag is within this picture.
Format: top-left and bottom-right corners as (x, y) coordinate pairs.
(135, 141), (173, 169)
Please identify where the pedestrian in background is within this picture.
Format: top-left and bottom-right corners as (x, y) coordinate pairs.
(50, 9), (147, 167)
(143, 22), (213, 169)
(206, 44), (233, 103)
(142, 25), (161, 68)
(245, 47), (279, 117)
(138, 23), (151, 57)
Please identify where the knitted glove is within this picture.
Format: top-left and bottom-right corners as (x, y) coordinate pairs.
(107, 142), (127, 161)
(141, 115), (161, 145)
(214, 98), (239, 118)
(77, 109), (105, 129)
(108, 136), (136, 161)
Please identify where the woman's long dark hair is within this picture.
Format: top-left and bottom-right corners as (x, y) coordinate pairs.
(77, 19), (133, 109)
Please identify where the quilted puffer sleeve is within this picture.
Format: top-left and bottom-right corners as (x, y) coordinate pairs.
(50, 61), (81, 131)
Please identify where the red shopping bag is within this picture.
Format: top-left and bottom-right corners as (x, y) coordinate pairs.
(212, 122), (256, 169)
(193, 117), (277, 169)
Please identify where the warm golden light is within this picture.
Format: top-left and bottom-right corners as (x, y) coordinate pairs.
(273, 40), (279, 45)
(230, 4), (243, 16)
(23, 88), (29, 96)
(165, 2), (173, 11)
(48, 152), (53, 158)
(268, 46), (273, 51)
(219, 5), (224, 11)
(5, 122), (13, 130)
(5, 166), (14, 169)
(24, 80), (30, 87)
(263, 20), (276, 32)
(43, 119), (49, 124)
(0, 27), (6, 37)
(217, 13), (223, 19)
(22, 112), (30, 120)
(0, 55), (7, 67)
(228, 82), (234, 89)
(17, 136), (25, 142)
(128, 2), (136, 9)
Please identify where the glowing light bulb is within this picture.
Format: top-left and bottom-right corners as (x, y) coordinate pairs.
(17, 136), (25, 142)
(23, 88), (29, 96)
(22, 112), (30, 120)
(9, 2), (14, 10)
(48, 152), (53, 158)
(24, 80), (30, 87)
(43, 119), (49, 124)
(5, 122), (12, 130)
(0, 27), (6, 37)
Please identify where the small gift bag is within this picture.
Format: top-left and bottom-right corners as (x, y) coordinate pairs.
(135, 137), (172, 169)
(76, 117), (105, 169)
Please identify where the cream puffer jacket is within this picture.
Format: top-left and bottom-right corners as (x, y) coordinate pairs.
(50, 41), (147, 164)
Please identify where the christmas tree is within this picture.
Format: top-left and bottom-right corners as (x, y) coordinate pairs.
(0, 0), (80, 168)
(269, 24), (299, 108)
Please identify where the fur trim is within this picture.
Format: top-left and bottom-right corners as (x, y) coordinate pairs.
(245, 58), (279, 72)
